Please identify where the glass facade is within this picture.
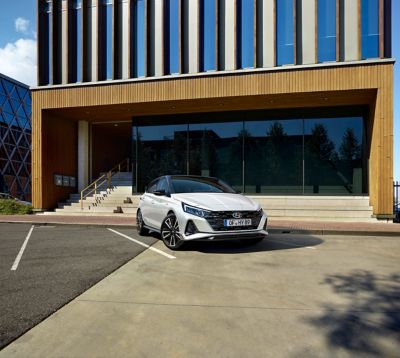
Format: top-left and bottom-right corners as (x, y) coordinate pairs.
(133, 108), (366, 195)
(164, 0), (180, 74)
(200, 0), (217, 71)
(317, 0), (336, 62)
(0, 75), (31, 200)
(361, 0), (379, 59)
(237, 0), (254, 69)
(276, 0), (295, 66)
(76, 0), (82, 82)
(132, 0), (146, 77)
(105, 0), (113, 79)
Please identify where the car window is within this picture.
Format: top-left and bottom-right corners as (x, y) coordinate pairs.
(171, 177), (236, 193)
(156, 177), (169, 193)
(147, 179), (159, 194)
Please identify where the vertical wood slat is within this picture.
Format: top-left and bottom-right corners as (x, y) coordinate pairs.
(253, 0), (257, 68)
(315, 0), (318, 63)
(379, 0), (384, 58)
(336, 0), (339, 62)
(82, 0), (88, 82)
(358, 0), (361, 60)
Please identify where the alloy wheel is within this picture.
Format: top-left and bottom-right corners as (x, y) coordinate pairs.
(161, 214), (184, 249)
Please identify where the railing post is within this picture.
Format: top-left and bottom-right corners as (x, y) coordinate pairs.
(80, 191), (83, 210)
(107, 171), (111, 189)
(94, 182), (97, 202)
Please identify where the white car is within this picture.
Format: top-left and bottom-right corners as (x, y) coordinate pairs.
(137, 175), (268, 250)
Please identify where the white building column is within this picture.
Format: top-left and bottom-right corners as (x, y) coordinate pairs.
(340, 0), (359, 61)
(219, 0), (236, 70)
(149, 0), (164, 76)
(297, 0), (316, 64)
(183, 0), (199, 73)
(256, 0), (275, 67)
(78, 120), (89, 191)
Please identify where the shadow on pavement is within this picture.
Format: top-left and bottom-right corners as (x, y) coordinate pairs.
(308, 270), (400, 355)
(149, 234), (324, 254)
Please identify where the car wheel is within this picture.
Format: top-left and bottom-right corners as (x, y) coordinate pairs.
(240, 237), (265, 245)
(137, 209), (150, 236)
(161, 213), (185, 250)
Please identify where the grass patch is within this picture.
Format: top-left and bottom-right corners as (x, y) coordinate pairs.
(0, 199), (32, 215)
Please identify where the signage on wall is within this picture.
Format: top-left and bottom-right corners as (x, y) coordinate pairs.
(54, 174), (76, 188)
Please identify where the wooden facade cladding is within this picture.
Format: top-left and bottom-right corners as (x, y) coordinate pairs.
(32, 62), (394, 214)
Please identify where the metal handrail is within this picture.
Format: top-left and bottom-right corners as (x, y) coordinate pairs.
(80, 158), (130, 209)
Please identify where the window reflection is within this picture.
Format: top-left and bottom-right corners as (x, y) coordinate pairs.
(318, 0), (336, 62)
(135, 124), (187, 192)
(189, 122), (243, 191)
(133, 111), (365, 195)
(304, 118), (363, 194)
(276, 0), (294, 66)
(245, 120), (303, 194)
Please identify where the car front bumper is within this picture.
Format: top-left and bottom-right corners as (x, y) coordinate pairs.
(177, 212), (268, 241)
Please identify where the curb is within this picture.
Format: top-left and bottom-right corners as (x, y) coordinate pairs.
(1, 220), (400, 237)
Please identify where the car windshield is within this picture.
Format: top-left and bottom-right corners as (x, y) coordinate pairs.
(171, 177), (236, 194)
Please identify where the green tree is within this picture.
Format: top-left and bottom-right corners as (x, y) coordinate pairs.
(339, 128), (361, 161)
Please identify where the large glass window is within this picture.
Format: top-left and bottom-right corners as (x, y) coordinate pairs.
(200, 0), (217, 71)
(165, 0), (180, 74)
(105, 0), (113, 79)
(188, 122), (243, 191)
(132, 0), (146, 77)
(361, 0), (379, 59)
(135, 124), (187, 192)
(244, 119), (303, 194)
(133, 109), (366, 195)
(276, 0), (294, 66)
(304, 117), (364, 194)
(237, 0), (254, 69)
(76, 0), (82, 82)
(317, 0), (336, 62)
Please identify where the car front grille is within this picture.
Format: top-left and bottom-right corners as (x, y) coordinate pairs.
(205, 210), (263, 231)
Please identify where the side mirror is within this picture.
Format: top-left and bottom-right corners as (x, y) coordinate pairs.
(153, 189), (166, 196)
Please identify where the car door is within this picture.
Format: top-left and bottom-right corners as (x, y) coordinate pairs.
(140, 179), (159, 228)
(152, 177), (172, 228)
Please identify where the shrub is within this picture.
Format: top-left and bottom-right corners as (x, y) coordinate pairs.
(0, 199), (32, 215)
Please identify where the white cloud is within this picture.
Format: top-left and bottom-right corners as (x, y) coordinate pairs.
(0, 38), (37, 86)
(15, 17), (30, 35)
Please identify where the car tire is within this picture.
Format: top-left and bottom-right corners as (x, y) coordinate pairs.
(240, 236), (265, 245)
(161, 213), (185, 250)
(137, 209), (150, 236)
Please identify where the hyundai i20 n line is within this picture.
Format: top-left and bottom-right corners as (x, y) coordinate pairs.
(137, 175), (268, 250)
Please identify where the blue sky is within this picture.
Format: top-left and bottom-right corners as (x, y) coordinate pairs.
(0, 1), (398, 180)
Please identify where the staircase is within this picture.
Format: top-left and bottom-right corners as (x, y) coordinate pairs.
(42, 172), (139, 216)
(43, 181), (375, 221)
(250, 195), (375, 222)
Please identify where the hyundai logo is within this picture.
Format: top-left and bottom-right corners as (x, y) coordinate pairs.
(232, 212), (242, 219)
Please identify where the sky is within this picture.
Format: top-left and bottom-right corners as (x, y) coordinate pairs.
(0, 0), (398, 180)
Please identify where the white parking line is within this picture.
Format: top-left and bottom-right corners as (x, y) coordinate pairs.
(11, 225), (35, 271)
(107, 228), (176, 260)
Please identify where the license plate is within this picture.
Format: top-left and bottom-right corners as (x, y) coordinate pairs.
(223, 219), (252, 227)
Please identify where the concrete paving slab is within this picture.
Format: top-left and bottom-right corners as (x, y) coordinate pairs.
(1, 234), (399, 357)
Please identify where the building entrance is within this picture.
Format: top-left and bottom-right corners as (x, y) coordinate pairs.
(91, 122), (132, 180)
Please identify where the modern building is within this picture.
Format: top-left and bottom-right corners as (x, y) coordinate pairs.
(34, 0), (393, 219)
(0, 73), (32, 201)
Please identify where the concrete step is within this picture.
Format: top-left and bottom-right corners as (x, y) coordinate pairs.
(266, 209), (372, 218)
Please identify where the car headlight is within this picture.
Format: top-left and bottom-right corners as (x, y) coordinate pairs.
(182, 203), (211, 218)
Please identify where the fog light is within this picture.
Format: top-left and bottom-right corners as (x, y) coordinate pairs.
(263, 217), (268, 230)
(185, 220), (198, 235)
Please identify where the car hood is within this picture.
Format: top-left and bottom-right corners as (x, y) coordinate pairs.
(172, 193), (260, 211)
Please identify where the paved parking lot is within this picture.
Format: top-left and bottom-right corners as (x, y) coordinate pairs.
(0, 223), (157, 349)
(1, 226), (399, 357)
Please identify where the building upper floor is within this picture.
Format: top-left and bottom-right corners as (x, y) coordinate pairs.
(37, 0), (392, 87)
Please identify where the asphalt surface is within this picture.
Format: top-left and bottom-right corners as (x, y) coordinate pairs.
(0, 223), (157, 349)
(1, 225), (400, 357)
